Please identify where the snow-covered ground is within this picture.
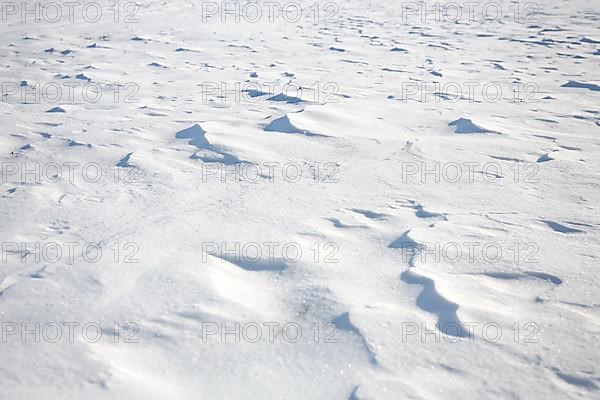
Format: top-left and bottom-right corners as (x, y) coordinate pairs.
(1, 0), (599, 398)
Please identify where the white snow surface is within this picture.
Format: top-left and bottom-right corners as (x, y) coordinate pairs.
(1, 0), (600, 398)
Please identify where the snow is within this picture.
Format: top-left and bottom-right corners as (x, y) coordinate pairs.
(1, 0), (599, 398)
